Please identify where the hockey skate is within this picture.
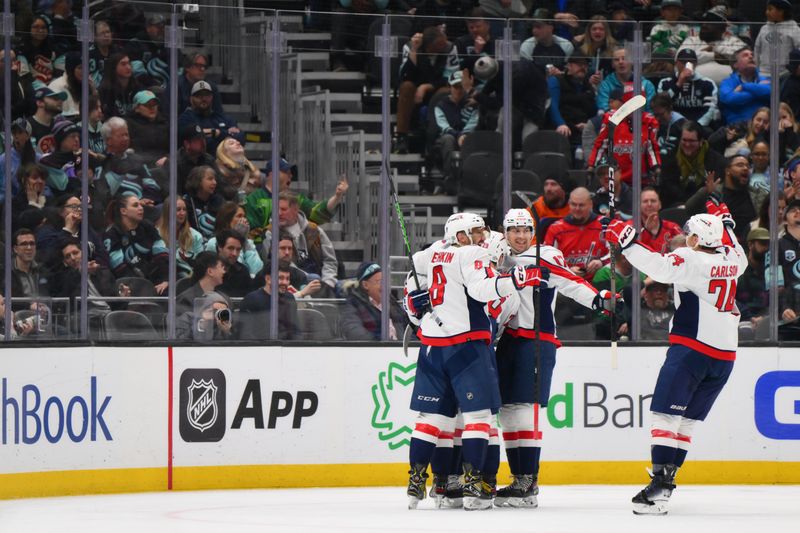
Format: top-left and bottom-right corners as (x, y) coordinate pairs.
(407, 464), (429, 509)
(429, 474), (447, 509)
(462, 465), (493, 511)
(442, 474), (464, 508)
(494, 474), (538, 508)
(632, 465), (677, 515)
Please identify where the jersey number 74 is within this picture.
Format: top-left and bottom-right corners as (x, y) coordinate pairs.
(708, 279), (737, 312)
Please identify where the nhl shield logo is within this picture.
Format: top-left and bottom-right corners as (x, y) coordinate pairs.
(180, 368), (226, 442)
(187, 379), (219, 432)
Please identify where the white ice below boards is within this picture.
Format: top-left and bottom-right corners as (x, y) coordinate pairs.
(0, 485), (798, 533)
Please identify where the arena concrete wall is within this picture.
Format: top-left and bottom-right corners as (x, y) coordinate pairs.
(1, 345), (798, 499)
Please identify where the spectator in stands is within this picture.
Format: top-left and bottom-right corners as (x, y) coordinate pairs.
(183, 164), (224, 241)
(548, 53), (597, 150)
(175, 251), (226, 316)
(35, 194), (109, 269)
(48, 51), (89, 121)
(215, 229), (255, 298)
(127, 90), (169, 166)
(754, 0), (800, 76)
(104, 193), (169, 293)
(215, 137), (262, 202)
(779, 199), (800, 339)
(93, 117), (164, 227)
(454, 8), (495, 74)
(589, 84), (661, 186)
(648, 0), (690, 58)
(178, 52), (223, 115)
(205, 201), (263, 278)
(784, 157), (800, 205)
(686, 155), (757, 242)
(239, 260), (299, 341)
(650, 92), (686, 159)
(574, 16), (616, 78)
(8, 228), (51, 311)
(88, 20), (120, 87)
(591, 161), (632, 219)
(126, 13), (169, 88)
(172, 124), (218, 194)
(40, 119), (103, 197)
(660, 121), (727, 208)
(178, 81), (243, 155)
(520, 10), (574, 71)
(596, 47), (656, 114)
(394, 25), (459, 154)
(528, 175), (571, 234)
(176, 290), (234, 341)
(582, 86), (622, 158)
(748, 140), (771, 210)
(591, 249), (637, 340)
(636, 187), (684, 254)
(266, 191), (339, 291)
(11, 164), (50, 230)
(0, 119), (40, 204)
(432, 70), (478, 195)
(736, 227), (771, 336)
(276, 231), (326, 298)
(782, 49), (800, 119)
(78, 94), (106, 155)
(0, 294), (35, 339)
(544, 186), (608, 280)
(341, 262), (409, 340)
(98, 53), (142, 119)
(41, 0), (79, 57)
(678, 10), (747, 86)
(0, 49), (35, 120)
(657, 48), (719, 132)
(640, 281), (674, 341)
(608, 2), (635, 43)
(719, 47), (771, 126)
(711, 105), (798, 163)
(245, 157), (347, 240)
(49, 239), (117, 319)
(27, 86), (67, 155)
(156, 197), (204, 279)
(16, 15), (56, 85)
(328, 0), (387, 72)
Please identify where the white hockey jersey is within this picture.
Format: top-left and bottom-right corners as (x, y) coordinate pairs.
(503, 245), (600, 347)
(407, 242), (517, 346)
(622, 227), (747, 359)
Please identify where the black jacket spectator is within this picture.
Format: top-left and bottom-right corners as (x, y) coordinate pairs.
(659, 122), (726, 207)
(340, 286), (409, 341)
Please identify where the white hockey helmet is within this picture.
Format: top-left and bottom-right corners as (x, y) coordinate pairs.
(474, 56), (499, 81)
(444, 212), (486, 245)
(503, 208), (535, 231)
(684, 213), (723, 248)
(483, 230), (508, 266)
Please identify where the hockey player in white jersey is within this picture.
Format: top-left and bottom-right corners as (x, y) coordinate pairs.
(604, 196), (747, 515)
(494, 209), (620, 508)
(404, 213), (546, 511)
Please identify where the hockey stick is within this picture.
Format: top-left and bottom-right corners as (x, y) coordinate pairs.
(529, 204), (543, 446)
(609, 94), (646, 126)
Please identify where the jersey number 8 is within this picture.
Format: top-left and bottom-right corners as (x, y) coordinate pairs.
(430, 265), (447, 306)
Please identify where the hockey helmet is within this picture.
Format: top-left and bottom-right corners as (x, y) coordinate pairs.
(444, 212), (487, 245)
(503, 208), (535, 231)
(483, 230), (508, 266)
(684, 213), (723, 248)
(474, 56), (499, 81)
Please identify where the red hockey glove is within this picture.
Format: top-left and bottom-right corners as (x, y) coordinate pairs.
(603, 219), (636, 249)
(512, 265), (550, 290)
(706, 193), (735, 229)
(592, 290), (624, 317)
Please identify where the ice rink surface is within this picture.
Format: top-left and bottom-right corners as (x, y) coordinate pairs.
(1, 485), (799, 533)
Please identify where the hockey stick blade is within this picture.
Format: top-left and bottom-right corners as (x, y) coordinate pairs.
(609, 94), (646, 125)
(402, 324), (413, 358)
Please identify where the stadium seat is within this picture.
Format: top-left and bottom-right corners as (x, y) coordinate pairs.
(103, 310), (158, 341)
(522, 152), (569, 183)
(522, 130), (573, 164)
(460, 130), (504, 157)
(494, 169), (542, 215)
(296, 308), (334, 341)
(458, 151), (503, 211)
(307, 302), (342, 339)
(659, 206), (689, 227)
(174, 277), (194, 297)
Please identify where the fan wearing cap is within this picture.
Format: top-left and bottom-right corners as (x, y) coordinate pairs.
(781, 48), (800, 118)
(595, 47), (656, 114)
(520, 10), (574, 72)
(734, 227), (770, 329)
(27, 86), (68, 154)
(657, 48), (719, 129)
(588, 83), (661, 186)
(754, 0), (800, 77)
(778, 199), (800, 330)
(40, 119), (103, 195)
(676, 9), (747, 86)
(340, 262), (409, 341)
(127, 90), (169, 166)
(605, 197), (747, 515)
(125, 13), (170, 87)
(648, 0), (690, 57)
(527, 175), (572, 230)
(177, 52), (223, 116)
(177, 80), (243, 155)
(431, 70), (479, 193)
(547, 53), (597, 147)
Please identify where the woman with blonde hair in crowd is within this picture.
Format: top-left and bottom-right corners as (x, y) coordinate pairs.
(204, 201), (263, 278)
(574, 16), (617, 78)
(711, 106), (800, 164)
(215, 137), (262, 202)
(156, 196), (204, 279)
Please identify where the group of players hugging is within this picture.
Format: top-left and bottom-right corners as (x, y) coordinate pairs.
(402, 198), (746, 514)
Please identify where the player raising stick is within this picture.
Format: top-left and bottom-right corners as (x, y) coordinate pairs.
(404, 213), (546, 511)
(495, 209), (620, 508)
(604, 196), (747, 515)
